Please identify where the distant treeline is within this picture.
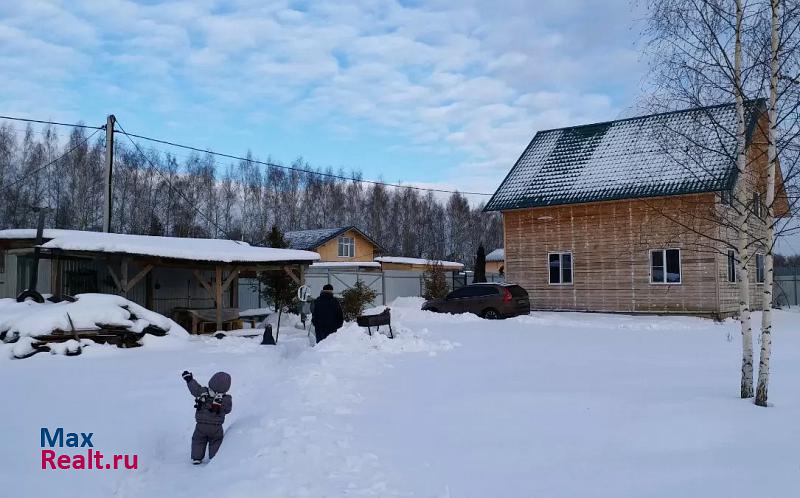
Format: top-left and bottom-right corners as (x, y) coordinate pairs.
(0, 124), (502, 265)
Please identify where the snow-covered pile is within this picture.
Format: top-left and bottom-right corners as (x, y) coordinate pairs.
(0, 293), (187, 358)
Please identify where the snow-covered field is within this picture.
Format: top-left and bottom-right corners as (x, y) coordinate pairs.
(2, 298), (798, 497)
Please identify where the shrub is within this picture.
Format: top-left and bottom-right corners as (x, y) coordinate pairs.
(423, 260), (449, 300)
(341, 279), (378, 321)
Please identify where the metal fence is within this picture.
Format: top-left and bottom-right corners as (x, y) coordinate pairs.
(774, 267), (800, 307)
(237, 269), (504, 311)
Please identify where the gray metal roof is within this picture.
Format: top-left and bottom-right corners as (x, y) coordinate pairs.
(484, 101), (764, 212)
(283, 226), (384, 252)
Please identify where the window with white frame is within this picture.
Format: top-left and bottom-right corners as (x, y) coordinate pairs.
(337, 236), (355, 257)
(727, 249), (737, 283)
(548, 252), (573, 285)
(650, 249), (681, 284)
(756, 253), (765, 283)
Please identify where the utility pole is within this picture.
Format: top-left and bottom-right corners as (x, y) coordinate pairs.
(103, 114), (116, 233)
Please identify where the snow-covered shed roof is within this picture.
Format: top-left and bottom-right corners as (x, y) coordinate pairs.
(0, 229), (319, 264)
(484, 101), (766, 212)
(310, 261), (381, 268)
(486, 248), (504, 262)
(375, 256), (464, 269)
(284, 226), (384, 252)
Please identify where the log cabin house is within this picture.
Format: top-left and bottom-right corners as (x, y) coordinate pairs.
(484, 101), (790, 318)
(485, 248), (505, 275)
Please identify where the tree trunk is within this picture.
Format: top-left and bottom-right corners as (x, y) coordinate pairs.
(734, 0), (754, 399)
(756, 0), (780, 407)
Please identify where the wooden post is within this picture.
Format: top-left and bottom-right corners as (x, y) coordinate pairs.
(230, 274), (239, 309)
(120, 259), (129, 297)
(215, 266), (223, 331)
(103, 114), (115, 233)
(145, 270), (154, 311)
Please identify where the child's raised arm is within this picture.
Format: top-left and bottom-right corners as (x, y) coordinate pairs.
(182, 371), (205, 397)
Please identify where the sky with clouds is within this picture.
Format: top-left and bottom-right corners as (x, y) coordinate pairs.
(0, 0), (647, 200)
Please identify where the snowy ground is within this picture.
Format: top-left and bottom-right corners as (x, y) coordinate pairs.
(1, 299), (798, 497)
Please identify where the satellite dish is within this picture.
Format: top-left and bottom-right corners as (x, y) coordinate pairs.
(297, 285), (312, 302)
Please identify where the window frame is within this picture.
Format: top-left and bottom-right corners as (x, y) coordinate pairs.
(337, 235), (355, 258)
(649, 248), (682, 285)
(547, 251), (573, 285)
(755, 253), (765, 284)
(753, 192), (762, 218)
(726, 249), (737, 283)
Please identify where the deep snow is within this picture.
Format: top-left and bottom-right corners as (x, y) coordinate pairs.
(1, 299), (798, 497)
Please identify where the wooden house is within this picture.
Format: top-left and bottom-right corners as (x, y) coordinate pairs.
(284, 226), (383, 263)
(484, 101), (789, 318)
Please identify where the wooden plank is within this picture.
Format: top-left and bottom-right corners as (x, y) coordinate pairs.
(193, 270), (213, 296)
(283, 265), (301, 285)
(125, 264), (153, 292)
(107, 263), (123, 292)
(120, 259), (129, 297)
(221, 266), (240, 291)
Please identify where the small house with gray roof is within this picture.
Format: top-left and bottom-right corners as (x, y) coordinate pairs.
(485, 101), (789, 317)
(284, 226), (384, 263)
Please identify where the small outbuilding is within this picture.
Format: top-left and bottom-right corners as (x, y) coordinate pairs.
(485, 248), (505, 275)
(0, 229), (319, 331)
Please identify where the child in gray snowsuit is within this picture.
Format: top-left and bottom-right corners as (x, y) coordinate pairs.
(182, 370), (233, 464)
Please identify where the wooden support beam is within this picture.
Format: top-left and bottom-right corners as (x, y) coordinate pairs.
(283, 265), (301, 285)
(125, 264), (153, 292)
(221, 266), (240, 291)
(193, 270), (213, 296)
(215, 266), (223, 331)
(120, 259), (129, 297)
(107, 263), (123, 292)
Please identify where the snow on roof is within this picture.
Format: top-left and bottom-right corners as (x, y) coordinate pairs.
(0, 228), (88, 240)
(485, 101), (765, 211)
(375, 256), (464, 269)
(284, 227), (348, 250)
(310, 261), (381, 268)
(0, 229), (320, 264)
(486, 248), (504, 262)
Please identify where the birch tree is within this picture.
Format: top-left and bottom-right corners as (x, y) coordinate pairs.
(755, 0), (781, 407)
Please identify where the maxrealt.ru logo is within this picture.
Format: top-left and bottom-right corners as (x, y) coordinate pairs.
(40, 428), (138, 470)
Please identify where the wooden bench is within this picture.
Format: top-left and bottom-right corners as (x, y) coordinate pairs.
(174, 308), (241, 334)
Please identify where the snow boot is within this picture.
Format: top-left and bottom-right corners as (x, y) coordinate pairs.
(192, 459), (203, 465)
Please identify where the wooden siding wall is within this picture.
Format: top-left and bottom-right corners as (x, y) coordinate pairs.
(314, 229), (377, 262)
(503, 194), (725, 314)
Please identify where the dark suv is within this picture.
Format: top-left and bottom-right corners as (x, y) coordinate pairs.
(421, 283), (530, 319)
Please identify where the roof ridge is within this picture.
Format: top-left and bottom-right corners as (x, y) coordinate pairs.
(535, 99), (764, 135)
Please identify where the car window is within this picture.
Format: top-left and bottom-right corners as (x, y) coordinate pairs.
(471, 286), (499, 297)
(507, 285), (528, 298)
(447, 287), (471, 299)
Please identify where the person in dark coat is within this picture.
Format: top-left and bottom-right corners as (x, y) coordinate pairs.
(312, 284), (344, 343)
(182, 371), (233, 465)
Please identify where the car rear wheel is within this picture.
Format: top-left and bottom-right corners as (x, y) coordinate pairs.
(482, 308), (500, 320)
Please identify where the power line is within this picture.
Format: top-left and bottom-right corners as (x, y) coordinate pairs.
(115, 119), (240, 242)
(0, 115), (105, 131)
(0, 128), (102, 194)
(113, 127), (494, 197)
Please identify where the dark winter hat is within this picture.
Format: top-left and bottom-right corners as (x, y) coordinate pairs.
(322, 284), (334, 292)
(208, 372), (231, 393)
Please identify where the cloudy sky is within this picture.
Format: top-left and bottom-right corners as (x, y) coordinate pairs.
(1, 0), (645, 198)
